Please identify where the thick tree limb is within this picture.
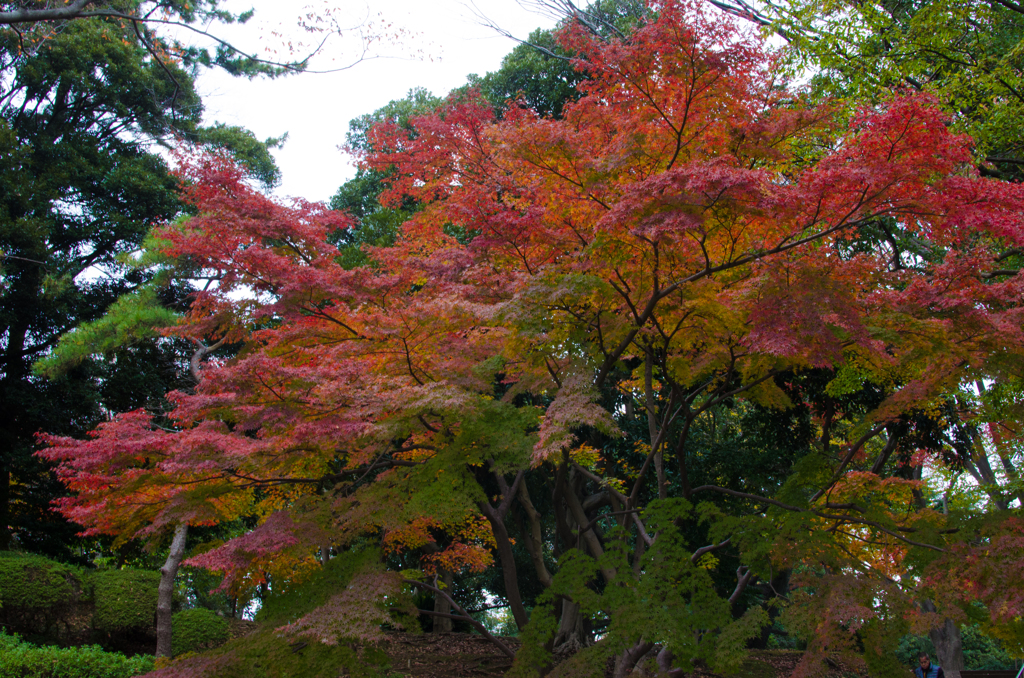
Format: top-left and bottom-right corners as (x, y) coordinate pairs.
(571, 462), (652, 546)
(189, 337), (227, 382)
(691, 538), (731, 564)
(517, 481), (554, 587)
(0, 0), (95, 24)
(562, 471), (616, 582)
(729, 565), (754, 605)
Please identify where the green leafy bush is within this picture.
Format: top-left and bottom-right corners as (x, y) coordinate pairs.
(87, 569), (160, 633)
(0, 631), (154, 678)
(962, 624), (1018, 671)
(0, 552), (82, 638)
(171, 608), (229, 657)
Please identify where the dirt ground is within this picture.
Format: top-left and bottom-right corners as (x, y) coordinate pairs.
(372, 632), (843, 678)
(380, 632), (521, 677)
(220, 624), (864, 678)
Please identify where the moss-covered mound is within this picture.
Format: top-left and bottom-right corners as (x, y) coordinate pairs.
(145, 626), (393, 678)
(171, 608), (230, 657)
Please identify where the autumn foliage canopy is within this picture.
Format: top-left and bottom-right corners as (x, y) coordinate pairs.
(40, 1), (1024, 675)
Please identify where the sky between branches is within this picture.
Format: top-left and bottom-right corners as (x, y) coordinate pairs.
(190, 0), (559, 202)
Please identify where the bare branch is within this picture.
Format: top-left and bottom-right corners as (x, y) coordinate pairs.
(0, 0), (96, 24)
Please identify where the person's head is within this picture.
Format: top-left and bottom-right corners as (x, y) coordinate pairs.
(918, 652), (932, 670)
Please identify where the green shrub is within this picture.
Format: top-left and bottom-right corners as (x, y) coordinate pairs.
(0, 630), (154, 678)
(0, 552), (82, 638)
(171, 608), (229, 657)
(87, 569), (160, 633)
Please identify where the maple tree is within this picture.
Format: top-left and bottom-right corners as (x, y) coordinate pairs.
(40, 0), (1024, 676)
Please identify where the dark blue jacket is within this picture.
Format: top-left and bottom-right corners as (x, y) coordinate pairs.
(914, 664), (944, 678)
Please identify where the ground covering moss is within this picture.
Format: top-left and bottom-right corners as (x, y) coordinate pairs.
(150, 626), (396, 677)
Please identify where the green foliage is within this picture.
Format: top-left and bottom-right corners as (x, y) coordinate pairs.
(329, 171), (407, 269)
(0, 552), (82, 638)
(0, 631), (154, 678)
(771, 0), (1024, 179)
(475, 606), (519, 638)
(345, 87), (444, 156)
(193, 124), (286, 189)
(33, 287), (179, 378)
(510, 501), (768, 677)
(467, 29), (583, 119)
(330, 88), (442, 269)
(87, 569), (160, 633)
(171, 608), (229, 657)
(506, 601), (559, 678)
(545, 642), (614, 678)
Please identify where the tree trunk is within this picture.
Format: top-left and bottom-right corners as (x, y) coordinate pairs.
(477, 500), (529, 630)
(552, 477), (593, 654)
(552, 599), (590, 654)
(921, 600), (964, 678)
(928, 618), (964, 678)
(561, 473), (615, 583)
(431, 569), (453, 633)
(657, 648), (686, 677)
(517, 482), (553, 587)
(613, 639), (654, 678)
(0, 462), (9, 550)
(156, 523), (188, 658)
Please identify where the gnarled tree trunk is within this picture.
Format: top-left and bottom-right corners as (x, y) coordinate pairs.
(156, 523), (188, 658)
(921, 600), (964, 678)
(553, 599), (590, 654)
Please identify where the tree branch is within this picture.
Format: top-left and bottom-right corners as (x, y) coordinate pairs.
(691, 485), (947, 552)
(402, 579), (515, 659)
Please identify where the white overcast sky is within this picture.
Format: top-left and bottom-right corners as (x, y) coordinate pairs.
(190, 1), (560, 203)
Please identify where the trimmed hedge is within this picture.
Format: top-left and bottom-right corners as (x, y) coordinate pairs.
(171, 608), (229, 657)
(87, 569), (160, 633)
(0, 553), (82, 638)
(0, 631), (154, 678)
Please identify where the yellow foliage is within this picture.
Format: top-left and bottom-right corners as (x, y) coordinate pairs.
(570, 443), (601, 468)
